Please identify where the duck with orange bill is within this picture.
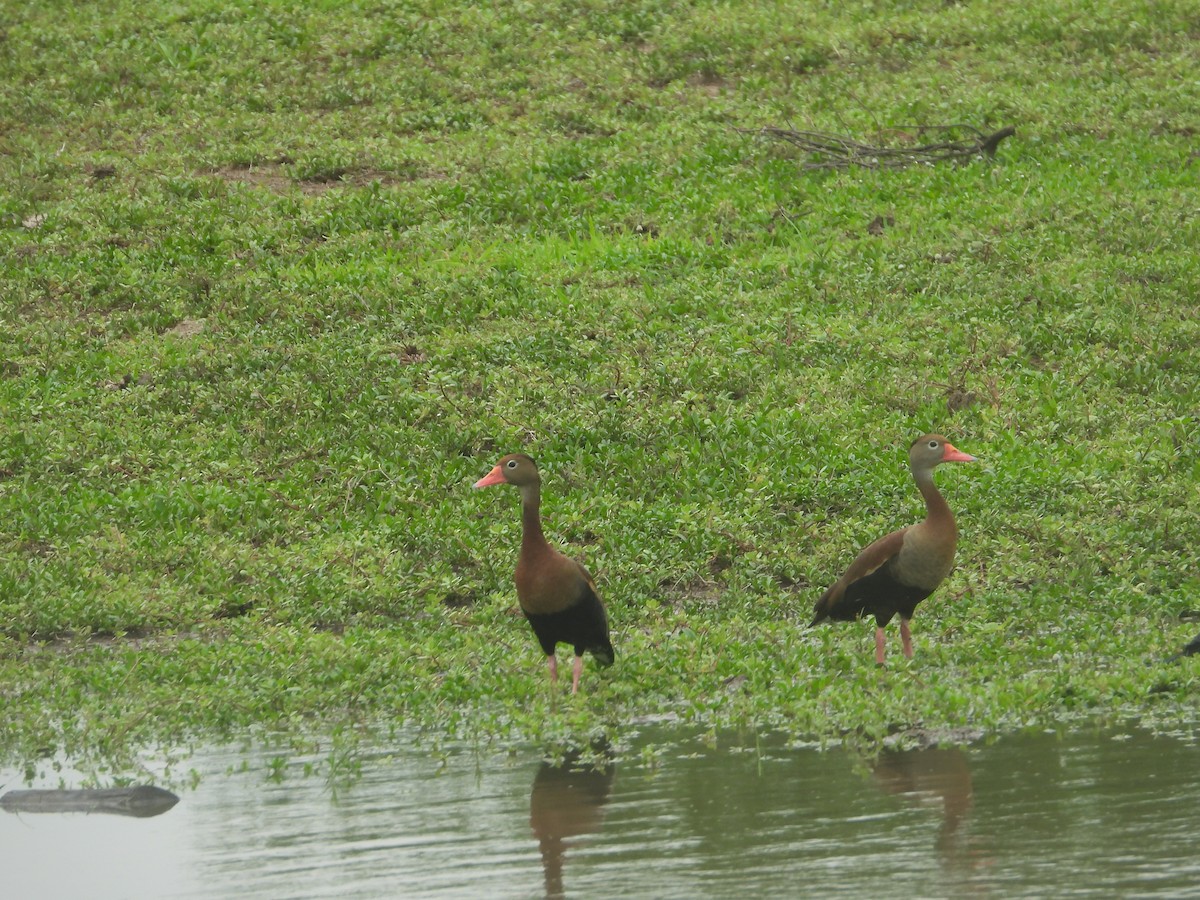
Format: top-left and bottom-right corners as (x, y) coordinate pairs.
(475, 454), (615, 693)
(811, 435), (977, 665)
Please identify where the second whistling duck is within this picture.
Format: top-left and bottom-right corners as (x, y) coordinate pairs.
(810, 434), (977, 665)
(1169, 633), (1200, 662)
(474, 454), (615, 693)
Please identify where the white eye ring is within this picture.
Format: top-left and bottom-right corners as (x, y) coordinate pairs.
(506, 459), (518, 468)
(928, 440), (939, 449)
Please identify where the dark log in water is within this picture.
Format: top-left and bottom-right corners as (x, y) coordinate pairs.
(0, 785), (179, 818)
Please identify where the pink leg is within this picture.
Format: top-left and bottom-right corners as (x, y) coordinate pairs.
(900, 619), (914, 659)
(571, 656), (584, 694)
(874, 627), (887, 666)
(547, 655), (558, 682)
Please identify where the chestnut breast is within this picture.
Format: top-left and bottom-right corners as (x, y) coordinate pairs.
(892, 525), (957, 590)
(515, 548), (591, 615)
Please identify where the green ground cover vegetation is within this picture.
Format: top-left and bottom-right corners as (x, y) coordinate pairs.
(2, 0), (1199, 776)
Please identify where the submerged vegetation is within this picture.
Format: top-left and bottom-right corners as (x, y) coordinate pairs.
(2, 0), (1199, 773)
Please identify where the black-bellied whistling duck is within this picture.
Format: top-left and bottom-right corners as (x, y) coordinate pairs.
(810, 434), (976, 665)
(474, 454), (615, 693)
(1169, 633), (1200, 662)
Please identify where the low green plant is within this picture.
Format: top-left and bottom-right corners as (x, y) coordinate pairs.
(1, 0), (1198, 774)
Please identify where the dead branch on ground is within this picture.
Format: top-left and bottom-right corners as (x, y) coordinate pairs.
(744, 124), (1016, 170)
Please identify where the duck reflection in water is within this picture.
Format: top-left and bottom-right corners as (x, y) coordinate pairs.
(872, 746), (973, 862)
(529, 746), (615, 900)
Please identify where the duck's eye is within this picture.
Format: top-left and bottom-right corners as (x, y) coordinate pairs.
(506, 459), (518, 469)
(928, 440), (939, 449)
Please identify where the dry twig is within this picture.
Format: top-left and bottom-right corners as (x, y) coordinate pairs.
(745, 124), (1016, 170)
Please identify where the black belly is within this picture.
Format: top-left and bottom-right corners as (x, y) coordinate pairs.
(524, 588), (615, 666)
(829, 565), (933, 627)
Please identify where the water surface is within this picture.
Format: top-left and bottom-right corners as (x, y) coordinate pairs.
(2, 727), (1197, 898)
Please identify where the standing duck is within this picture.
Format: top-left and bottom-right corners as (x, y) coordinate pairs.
(1169, 633), (1200, 662)
(810, 434), (976, 664)
(474, 454), (615, 693)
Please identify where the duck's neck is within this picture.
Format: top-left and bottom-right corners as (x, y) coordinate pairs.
(519, 483), (548, 556)
(914, 466), (957, 538)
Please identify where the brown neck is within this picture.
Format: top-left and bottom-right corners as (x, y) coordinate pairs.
(519, 482), (549, 557)
(914, 466), (957, 538)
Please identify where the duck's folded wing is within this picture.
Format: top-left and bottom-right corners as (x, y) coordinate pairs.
(810, 528), (907, 624)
